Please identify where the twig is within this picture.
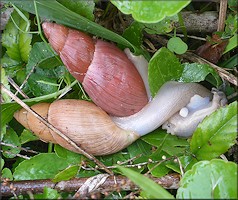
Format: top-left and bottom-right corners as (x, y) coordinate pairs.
(1, 84), (113, 175)
(0, 142), (39, 154)
(0, 150), (30, 160)
(1, 174), (180, 197)
(7, 77), (29, 99)
(217, 0), (228, 32)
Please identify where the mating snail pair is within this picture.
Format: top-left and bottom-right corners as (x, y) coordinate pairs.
(14, 22), (226, 156)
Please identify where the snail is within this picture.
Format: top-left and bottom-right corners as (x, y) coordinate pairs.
(13, 23), (227, 156)
(14, 81), (226, 156)
(42, 22), (148, 117)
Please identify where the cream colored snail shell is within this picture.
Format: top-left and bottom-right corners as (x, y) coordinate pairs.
(42, 22), (148, 117)
(14, 100), (139, 156)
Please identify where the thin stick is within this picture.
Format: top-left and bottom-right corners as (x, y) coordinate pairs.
(1, 174), (180, 197)
(7, 77), (29, 99)
(1, 84), (113, 175)
(217, 0), (228, 32)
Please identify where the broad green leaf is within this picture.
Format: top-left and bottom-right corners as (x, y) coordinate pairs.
(148, 47), (184, 97)
(111, 1), (191, 23)
(117, 166), (174, 199)
(52, 165), (79, 183)
(34, 187), (61, 199)
(57, 0), (95, 21)
(4, 0), (142, 54)
(190, 101), (237, 160)
(177, 159), (237, 199)
(220, 54), (237, 68)
(180, 63), (221, 87)
(142, 130), (189, 156)
(2, 128), (21, 158)
(13, 153), (70, 180)
(167, 37), (188, 55)
(2, 9), (32, 62)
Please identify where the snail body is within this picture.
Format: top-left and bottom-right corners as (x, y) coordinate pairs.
(42, 22), (148, 117)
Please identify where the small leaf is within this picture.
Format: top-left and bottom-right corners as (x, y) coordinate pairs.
(19, 129), (38, 144)
(167, 37), (188, 54)
(1, 158), (5, 170)
(190, 102), (237, 160)
(2, 128), (21, 158)
(176, 159), (237, 199)
(143, 15), (178, 34)
(34, 187), (61, 199)
(223, 33), (238, 54)
(148, 47), (184, 97)
(13, 153), (70, 180)
(2, 9), (32, 62)
(111, 1), (191, 23)
(1, 67), (11, 103)
(52, 165), (79, 183)
(180, 63), (221, 87)
(2, 168), (13, 180)
(117, 166), (175, 199)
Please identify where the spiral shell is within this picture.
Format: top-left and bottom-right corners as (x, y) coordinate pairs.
(14, 100), (139, 156)
(42, 22), (148, 117)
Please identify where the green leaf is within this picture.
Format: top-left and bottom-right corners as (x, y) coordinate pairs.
(148, 47), (184, 97)
(27, 73), (58, 96)
(1, 158), (5, 170)
(1, 67), (11, 103)
(223, 33), (238, 54)
(2, 9), (32, 62)
(190, 102), (237, 160)
(180, 63), (221, 87)
(54, 144), (81, 165)
(167, 37), (188, 55)
(19, 129), (38, 144)
(34, 187), (61, 199)
(111, 0), (191, 23)
(142, 15), (178, 34)
(117, 166), (174, 199)
(177, 159), (237, 199)
(147, 150), (171, 177)
(2, 128), (21, 158)
(2, 168), (13, 181)
(52, 165), (79, 183)
(142, 130), (189, 156)
(57, 0), (95, 21)
(13, 153), (70, 180)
